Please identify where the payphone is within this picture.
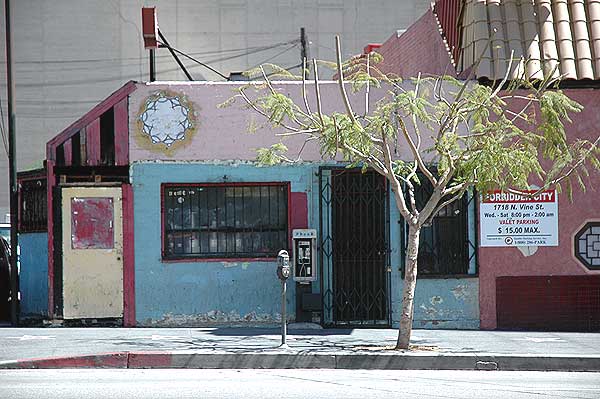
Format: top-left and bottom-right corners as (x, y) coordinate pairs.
(292, 229), (317, 282)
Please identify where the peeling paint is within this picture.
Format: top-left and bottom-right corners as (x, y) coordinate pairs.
(430, 296), (443, 305)
(517, 245), (539, 257)
(140, 310), (285, 327)
(419, 304), (438, 317)
(222, 262), (238, 268)
(451, 285), (468, 300)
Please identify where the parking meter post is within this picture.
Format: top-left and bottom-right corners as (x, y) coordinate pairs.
(276, 249), (290, 348)
(281, 278), (286, 346)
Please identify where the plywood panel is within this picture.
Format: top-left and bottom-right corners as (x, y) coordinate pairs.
(86, 118), (101, 166)
(114, 98), (129, 166)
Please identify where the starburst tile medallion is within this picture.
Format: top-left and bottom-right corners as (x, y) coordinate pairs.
(139, 91), (195, 148)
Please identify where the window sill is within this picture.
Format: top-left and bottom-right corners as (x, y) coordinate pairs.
(161, 256), (278, 264)
(416, 274), (478, 279)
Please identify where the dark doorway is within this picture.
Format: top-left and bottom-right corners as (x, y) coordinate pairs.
(321, 169), (389, 326)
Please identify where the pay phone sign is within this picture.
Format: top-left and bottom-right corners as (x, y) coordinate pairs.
(292, 229), (317, 282)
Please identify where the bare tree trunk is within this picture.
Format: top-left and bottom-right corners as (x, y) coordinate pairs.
(396, 223), (420, 349)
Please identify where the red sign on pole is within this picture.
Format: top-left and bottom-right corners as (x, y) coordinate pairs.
(142, 7), (158, 49)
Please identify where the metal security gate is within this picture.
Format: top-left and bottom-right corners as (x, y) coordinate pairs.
(319, 168), (390, 326)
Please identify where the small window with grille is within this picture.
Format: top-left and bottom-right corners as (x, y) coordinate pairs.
(407, 176), (471, 277)
(19, 178), (47, 233)
(162, 183), (289, 260)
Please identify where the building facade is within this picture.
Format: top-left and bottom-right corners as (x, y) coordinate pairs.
(16, 0), (600, 331)
(18, 80), (480, 328)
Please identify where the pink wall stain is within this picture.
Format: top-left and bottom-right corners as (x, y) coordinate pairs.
(479, 89), (600, 329)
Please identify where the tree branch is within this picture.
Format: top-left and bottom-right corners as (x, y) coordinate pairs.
(396, 115), (437, 186)
(423, 186), (469, 226)
(301, 57), (315, 121)
(380, 127), (413, 219)
(335, 36), (359, 126)
(238, 87), (302, 133)
(312, 59), (325, 127)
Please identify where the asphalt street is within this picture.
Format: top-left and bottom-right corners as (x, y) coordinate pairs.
(1, 369), (599, 399)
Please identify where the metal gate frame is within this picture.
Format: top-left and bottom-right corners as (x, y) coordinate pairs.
(318, 166), (392, 327)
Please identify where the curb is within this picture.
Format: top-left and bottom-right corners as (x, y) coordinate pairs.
(1, 352), (599, 371)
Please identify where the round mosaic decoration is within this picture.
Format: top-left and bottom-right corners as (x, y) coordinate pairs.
(574, 222), (600, 269)
(139, 93), (194, 147)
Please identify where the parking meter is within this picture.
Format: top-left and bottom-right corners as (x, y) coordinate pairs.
(276, 249), (290, 347)
(277, 250), (290, 281)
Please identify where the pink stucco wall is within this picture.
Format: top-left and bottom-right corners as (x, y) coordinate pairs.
(128, 81), (458, 163)
(129, 81), (373, 162)
(479, 89), (600, 330)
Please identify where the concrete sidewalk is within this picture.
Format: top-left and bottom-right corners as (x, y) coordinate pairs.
(0, 326), (598, 371)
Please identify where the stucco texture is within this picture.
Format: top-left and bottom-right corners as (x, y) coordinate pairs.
(478, 89), (600, 330)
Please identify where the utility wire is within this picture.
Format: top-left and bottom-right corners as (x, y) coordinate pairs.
(0, 98), (8, 157)
(13, 40), (300, 65)
(6, 41), (301, 75)
(157, 40), (229, 80)
(8, 40), (304, 87)
(248, 43), (299, 70)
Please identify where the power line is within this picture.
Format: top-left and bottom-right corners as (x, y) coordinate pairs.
(249, 43), (299, 70)
(157, 39), (228, 80)
(12, 41), (300, 65)
(11, 40), (302, 86)
(0, 98), (8, 157)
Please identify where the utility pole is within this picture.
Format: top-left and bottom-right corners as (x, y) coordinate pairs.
(300, 27), (309, 79)
(149, 48), (156, 82)
(4, 0), (19, 326)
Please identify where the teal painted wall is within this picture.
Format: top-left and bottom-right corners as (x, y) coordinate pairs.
(388, 191), (480, 329)
(131, 161), (479, 328)
(131, 162), (318, 326)
(19, 233), (48, 317)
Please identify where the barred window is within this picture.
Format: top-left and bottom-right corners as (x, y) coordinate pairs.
(163, 183), (288, 260)
(405, 175), (471, 276)
(19, 178), (47, 233)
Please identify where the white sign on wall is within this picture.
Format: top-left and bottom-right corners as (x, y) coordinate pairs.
(479, 190), (558, 247)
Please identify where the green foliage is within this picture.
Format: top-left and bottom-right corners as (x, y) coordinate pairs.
(256, 143), (288, 165)
(392, 160), (421, 184)
(538, 90), (583, 158)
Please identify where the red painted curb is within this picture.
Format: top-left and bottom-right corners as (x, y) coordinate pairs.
(0, 352), (178, 369)
(2, 353), (129, 369)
